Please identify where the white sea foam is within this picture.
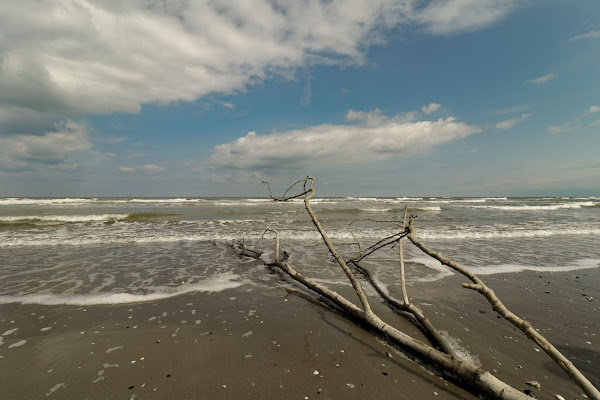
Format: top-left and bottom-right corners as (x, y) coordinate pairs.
(434, 199), (488, 203)
(0, 272), (246, 306)
(406, 257), (600, 281)
(408, 257), (455, 282)
(438, 331), (481, 367)
(110, 198), (199, 203)
(358, 206), (441, 212)
(417, 227), (600, 240)
(470, 202), (596, 211)
(410, 206), (442, 211)
(0, 214), (128, 223)
(0, 198), (94, 205)
(469, 258), (600, 275)
(3, 223), (600, 247)
(346, 197), (377, 201)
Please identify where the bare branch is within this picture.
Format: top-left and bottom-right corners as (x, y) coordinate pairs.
(233, 176), (600, 399)
(261, 176), (313, 202)
(407, 218), (600, 400)
(348, 230), (407, 264)
(237, 235), (527, 399)
(399, 206), (410, 306)
(301, 176), (374, 315)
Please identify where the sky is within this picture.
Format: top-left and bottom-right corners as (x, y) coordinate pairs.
(0, 0), (599, 197)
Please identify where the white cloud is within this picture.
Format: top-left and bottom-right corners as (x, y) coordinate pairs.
(0, 120), (92, 170)
(547, 122), (582, 135)
(495, 113), (532, 129)
(219, 101), (235, 109)
(0, 0), (521, 135)
(104, 152), (117, 158)
(119, 167), (135, 172)
(421, 103), (441, 115)
(142, 164), (166, 172)
(570, 30), (600, 41)
(414, 0), (521, 34)
(51, 163), (79, 170)
(547, 105), (600, 134)
(528, 73), (555, 84)
(345, 108), (417, 126)
(210, 110), (481, 169)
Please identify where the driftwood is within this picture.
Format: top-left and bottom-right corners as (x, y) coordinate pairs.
(236, 176), (599, 400)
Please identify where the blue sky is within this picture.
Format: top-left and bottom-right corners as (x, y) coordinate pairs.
(0, 0), (599, 197)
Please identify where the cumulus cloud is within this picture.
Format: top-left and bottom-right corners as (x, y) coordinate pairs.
(119, 167), (135, 172)
(0, 0), (521, 135)
(570, 30), (600, 41)
(588, 105), (600, 114)
(210, 110), (481, 169)
(0, 120), (92, 170)
(495, 113), (531, 129)
(142, 164), (166, 172)
(422, 103), (441, 115)
(528, 73), (555, 84)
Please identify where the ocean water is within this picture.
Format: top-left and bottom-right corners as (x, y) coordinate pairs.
(1, 196), (599, 306)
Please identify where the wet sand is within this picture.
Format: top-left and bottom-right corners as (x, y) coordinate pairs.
(0, 265), (598, 399)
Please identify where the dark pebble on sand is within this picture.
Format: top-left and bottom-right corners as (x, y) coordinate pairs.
(524, 389), (534, 397)
(166, 374), (171, 378)
(129, 386), (134, 390)
(381, 372), (388, 376)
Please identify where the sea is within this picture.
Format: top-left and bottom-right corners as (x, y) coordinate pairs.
(1, 196), (599, 306)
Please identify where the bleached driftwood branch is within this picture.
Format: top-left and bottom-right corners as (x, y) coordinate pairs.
(406, 217), (600, 400)
(242, 176), (533, 399)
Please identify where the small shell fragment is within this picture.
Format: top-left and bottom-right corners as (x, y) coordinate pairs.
(554, 395), (565, 400)
(526, 380), (541, 389)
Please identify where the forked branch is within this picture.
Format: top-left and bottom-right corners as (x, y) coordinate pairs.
(406, 217), (600, 400)
(241, 178), (533, 399)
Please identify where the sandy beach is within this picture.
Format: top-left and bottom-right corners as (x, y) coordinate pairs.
(1, 260), (598, 400)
